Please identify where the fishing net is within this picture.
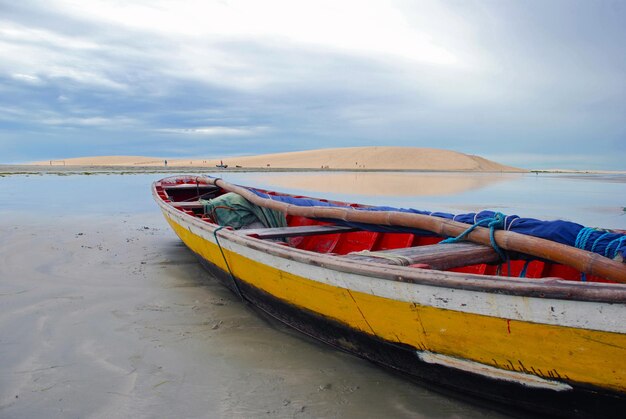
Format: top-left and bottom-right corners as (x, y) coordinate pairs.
(201, 192), (287, 230)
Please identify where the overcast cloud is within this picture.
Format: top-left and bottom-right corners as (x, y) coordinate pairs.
(0, 0), (624, 169)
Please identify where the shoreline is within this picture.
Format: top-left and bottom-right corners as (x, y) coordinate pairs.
(3, 165), (626, 176)
(1, 165), (526, 174)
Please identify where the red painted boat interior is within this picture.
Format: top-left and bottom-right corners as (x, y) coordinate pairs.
(154, 177), (615, 284)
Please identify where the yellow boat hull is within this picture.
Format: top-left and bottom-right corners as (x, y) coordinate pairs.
(157, 193), (626, 418)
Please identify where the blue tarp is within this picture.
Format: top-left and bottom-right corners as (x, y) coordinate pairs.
(249, 188), (626, 260)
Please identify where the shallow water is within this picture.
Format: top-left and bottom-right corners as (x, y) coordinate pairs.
(0, 170), (624, 418)
(2, 170), (624, 228)
(220, 171), (626, 229)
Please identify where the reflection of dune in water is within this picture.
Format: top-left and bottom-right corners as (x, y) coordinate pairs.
(258, 172), (518, 196)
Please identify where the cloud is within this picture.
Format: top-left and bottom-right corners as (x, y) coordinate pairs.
(0, 1), (624, 169)
(40, 116), (139, 127)
(11, 72), (44, 85)
(156, 126), (268, 137)
(45, 0), (461, 65)
(0, 21), (129, 92)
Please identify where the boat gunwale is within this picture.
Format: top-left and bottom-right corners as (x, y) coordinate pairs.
(153, 181), (626, 304)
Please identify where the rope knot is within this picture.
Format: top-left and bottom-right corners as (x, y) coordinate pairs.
(442, 211), (508, 262)
(487, 212), (506, 230)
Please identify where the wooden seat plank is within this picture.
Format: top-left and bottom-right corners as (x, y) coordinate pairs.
(240, 225), (358, 239)
(172, 201), (205, 209)
(344, 242), (499, 270)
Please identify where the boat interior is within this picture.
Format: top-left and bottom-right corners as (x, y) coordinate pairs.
(155, 178), (617, 284)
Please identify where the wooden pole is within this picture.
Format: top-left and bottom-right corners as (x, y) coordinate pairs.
(197, 177), (626, 284)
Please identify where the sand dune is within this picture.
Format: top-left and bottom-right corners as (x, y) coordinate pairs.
(31, 147), (525, 172)
(219, 147), (523, 171)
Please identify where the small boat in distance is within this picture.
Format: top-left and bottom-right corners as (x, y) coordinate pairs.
(153, 175), (626, 418)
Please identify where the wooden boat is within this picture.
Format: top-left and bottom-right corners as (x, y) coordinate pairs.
(153, 175), (626, 418)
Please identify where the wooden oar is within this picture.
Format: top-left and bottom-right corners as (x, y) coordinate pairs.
(197, 176), (626, 284)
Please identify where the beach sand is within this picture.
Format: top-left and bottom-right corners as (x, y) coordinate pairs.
(0, 174), (506, 418)
(29, 146), (525, 172)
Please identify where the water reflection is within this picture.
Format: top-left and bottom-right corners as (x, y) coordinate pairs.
(257, 172), (518, 196)
(229, 172), (626, 230)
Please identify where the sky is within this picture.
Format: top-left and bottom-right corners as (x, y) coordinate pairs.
(0, 0), (624, 169)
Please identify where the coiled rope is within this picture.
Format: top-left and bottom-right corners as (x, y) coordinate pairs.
(574, 227), (596, 250)
(605, 237), (626, 259)
(575, 227), (626, 259)
(574, 227), (626, 281)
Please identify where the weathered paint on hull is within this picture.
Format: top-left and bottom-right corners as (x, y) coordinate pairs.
(160, 209), (626, 417)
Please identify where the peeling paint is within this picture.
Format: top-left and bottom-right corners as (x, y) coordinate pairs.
(417, 351), (572, 391)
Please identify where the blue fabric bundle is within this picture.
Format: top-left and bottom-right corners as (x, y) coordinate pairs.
(249, 188), (626, 260)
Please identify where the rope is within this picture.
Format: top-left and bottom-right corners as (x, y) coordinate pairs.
(441, 212), (508, 262)
(591, 232), (612, 253)
(519, 260), (531, 278)
(206, 205), (237, 225)
(575, 227), (626, 259)
(573, 227), (626, 280)
(605, 236), (626, 259)
(213, 226), (245, 302)
(574, 227), (596, 250)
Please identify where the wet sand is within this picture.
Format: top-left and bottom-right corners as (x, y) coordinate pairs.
(0, 174), (508, 418)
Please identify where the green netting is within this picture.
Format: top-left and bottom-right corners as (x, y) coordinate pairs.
(201, 192), (287, 229)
